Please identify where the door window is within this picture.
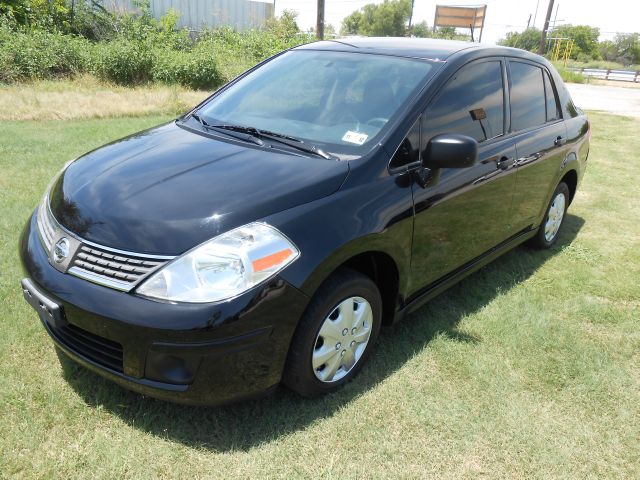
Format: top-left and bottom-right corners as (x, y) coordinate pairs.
(422, 60), (505, 144)
(509, 62), (546, 131)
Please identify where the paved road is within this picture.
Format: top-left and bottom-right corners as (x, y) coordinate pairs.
(567, 83), (640, 117)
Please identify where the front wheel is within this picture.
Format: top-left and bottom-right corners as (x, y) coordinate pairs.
(283, 269), (382, 397)
(528, 182), (570, 249)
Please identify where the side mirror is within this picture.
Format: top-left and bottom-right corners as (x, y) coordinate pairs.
(422, 134), (478, 169)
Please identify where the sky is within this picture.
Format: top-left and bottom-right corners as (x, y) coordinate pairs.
(270, 0), (640, 44)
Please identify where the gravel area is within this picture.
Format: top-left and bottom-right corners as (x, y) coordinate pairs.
(567, 83), (640, 117)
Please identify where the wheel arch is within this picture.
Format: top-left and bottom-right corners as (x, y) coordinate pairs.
(560, 168), (578, 204)
(300, 248), (404, 327)
(339, 251), (400, 326)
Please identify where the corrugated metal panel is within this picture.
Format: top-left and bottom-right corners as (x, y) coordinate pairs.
(100, 0), (274, 31)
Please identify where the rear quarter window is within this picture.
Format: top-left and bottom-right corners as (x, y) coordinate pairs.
(544, 70), (561, 121)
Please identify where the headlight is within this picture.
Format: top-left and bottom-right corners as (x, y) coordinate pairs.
(136, 223), (300, 303)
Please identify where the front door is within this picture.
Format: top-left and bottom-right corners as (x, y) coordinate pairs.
(410, 58), (518, 294)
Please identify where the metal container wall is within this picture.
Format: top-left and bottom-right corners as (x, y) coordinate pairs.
(100, 0), (274, 31)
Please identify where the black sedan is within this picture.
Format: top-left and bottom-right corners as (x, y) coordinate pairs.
(20, 38), (589, 404)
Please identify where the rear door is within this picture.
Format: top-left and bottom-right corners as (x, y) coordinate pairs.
(410, 58), (519, 292)
(507, 60), (570, 230)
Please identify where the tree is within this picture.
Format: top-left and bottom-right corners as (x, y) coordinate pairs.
(340, 0), (411, 37)
(0, 0), (33, 26)
(598, 40), (617, 62)
(265, 9), (300, 40)
(499, 28), (542, 52)
(324, 23), (337, 38)
(599, 33), (640, 65)
(410, 20), (430, 38)
(609, 33), (640, 65)
(551, 24), (600, 59)
(0, 0), (70, 30)
(433, 26), (459, 40)
(341, 10), (362, 35)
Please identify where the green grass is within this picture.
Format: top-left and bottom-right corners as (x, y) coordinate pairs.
(554, 65), (586, 84)
(1, 112), (639, 478)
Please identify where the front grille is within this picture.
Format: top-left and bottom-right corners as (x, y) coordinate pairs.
(36, 201), (174, 292)
(70, 245), (167, 289)
(49, 322), (124, 373)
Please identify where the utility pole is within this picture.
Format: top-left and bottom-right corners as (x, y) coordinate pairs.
(408, 0), (415, 33)
(527, 14), (531, 29)
(316, 0), (325, 40)
(538, 0), (554, 54)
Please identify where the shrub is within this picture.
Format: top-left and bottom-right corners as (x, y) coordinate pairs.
(115, 3), (193, 51)
(0, 25), (92, 81)
(94, 40), (154, 85)
(196, 26), (313, 83)
(0, 9), (312, 88)
(153, 47), (222, 90)
(556, 66), (585, 84)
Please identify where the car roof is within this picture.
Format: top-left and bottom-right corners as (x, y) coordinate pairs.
(294, 37), (543, 64)
(294, 37), (482, 61)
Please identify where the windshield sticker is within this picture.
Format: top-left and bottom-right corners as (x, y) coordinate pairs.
(342, 131), (368, 145)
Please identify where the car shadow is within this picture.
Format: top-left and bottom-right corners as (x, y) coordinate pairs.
(58, 214), (585, 452)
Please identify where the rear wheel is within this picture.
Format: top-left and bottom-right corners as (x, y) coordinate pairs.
(528, 182), (570, 249)
(283, 269), (382, 397)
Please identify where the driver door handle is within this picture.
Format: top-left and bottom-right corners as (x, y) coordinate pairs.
(554, 135), (567, 146)
(497, 156), (515, 170)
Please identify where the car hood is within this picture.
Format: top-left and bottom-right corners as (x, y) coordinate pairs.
(49, 121), (349, 255)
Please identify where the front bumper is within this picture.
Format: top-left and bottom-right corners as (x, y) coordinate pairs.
(19, 211), (310, 405)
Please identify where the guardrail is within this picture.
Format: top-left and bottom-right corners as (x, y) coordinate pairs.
(568, 67), (640, 83)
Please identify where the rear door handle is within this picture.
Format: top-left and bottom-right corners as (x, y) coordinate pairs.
(554, 136), (566, 146)
(497, 156), (515, 170)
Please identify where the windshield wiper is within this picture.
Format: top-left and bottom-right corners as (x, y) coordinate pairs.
(190, 113), (264, 146)
(218, 125), (334, 159)
(194, 115), (335, 160)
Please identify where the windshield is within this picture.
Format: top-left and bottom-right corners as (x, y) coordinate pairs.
(197, 50), (438, 158)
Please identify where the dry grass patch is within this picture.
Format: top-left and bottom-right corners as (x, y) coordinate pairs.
(0, 77), (210, 121)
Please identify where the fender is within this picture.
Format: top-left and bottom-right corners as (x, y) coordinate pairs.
(532, 163), (580, 229)
(532, 115), (588, 229)
(267, 161), (414, 306)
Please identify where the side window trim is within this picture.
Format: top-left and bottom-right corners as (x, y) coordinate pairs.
(501, 57), (511, 134)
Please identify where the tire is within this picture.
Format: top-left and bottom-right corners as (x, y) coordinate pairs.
(528, 182), (570, 249)
(283, 268), (382, 397)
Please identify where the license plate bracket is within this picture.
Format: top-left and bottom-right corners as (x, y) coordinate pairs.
(21, 278), (67, 328)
